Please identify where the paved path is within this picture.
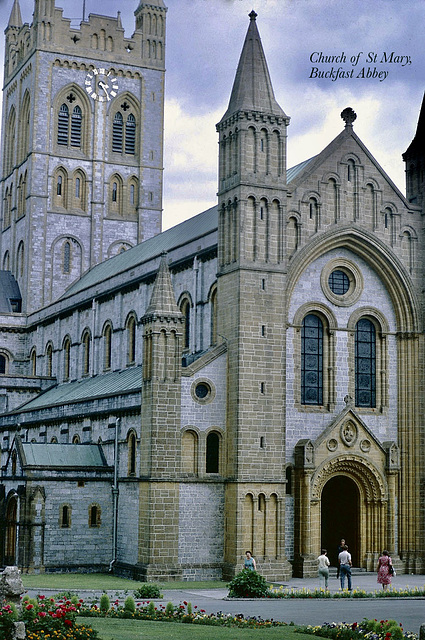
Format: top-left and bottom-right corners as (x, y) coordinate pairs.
(27, 572), (425, 634)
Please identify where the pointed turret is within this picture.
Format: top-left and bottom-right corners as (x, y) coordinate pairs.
(144, 253), (181, 319)
(220, 10), (288, 123)
(8, 0), (23, 28)
(402, 92), (425, 206)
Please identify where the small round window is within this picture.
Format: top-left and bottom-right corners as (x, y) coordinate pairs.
(328, 270), (349, 295)
(191, 379), (216, 404)
(195, 382), (210, 399)
(321, 259), (363, 307)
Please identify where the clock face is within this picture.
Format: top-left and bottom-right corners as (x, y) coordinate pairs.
(85, 68), (119, 102)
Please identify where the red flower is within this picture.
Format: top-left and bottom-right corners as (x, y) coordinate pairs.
(39, 612), (46, 618)
(26, 604), (34, 610)
(64, 619), (73, 627)
(38, 595), (45, 600)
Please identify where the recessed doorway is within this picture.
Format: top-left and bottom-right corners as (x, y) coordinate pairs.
(321, 475), (359, 567)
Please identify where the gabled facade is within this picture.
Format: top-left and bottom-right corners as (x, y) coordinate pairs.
(0, 2), (424, 580)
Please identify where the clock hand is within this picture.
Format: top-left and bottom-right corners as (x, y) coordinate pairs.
(99, 81), (110, 91)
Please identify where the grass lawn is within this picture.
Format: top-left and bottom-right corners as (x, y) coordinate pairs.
(21, 572), (227, 592)
(79, 617), (309, 640)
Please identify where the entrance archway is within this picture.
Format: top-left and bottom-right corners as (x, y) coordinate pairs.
(321, 476), (359, 567)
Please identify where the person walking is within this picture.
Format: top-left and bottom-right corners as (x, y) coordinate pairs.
(338, 544), (352, 590)
(377, 550), (393, 590)
(244, 551), (256, 571)
(317, 549), (330, 590)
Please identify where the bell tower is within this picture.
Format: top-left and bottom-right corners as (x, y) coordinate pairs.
(0, 0), (166, 313)
(216, 11), (292, 580)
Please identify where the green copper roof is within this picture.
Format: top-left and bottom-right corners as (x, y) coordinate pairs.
(21, 442), (108, 468)
(17, 366), (142, 412)
(286, 156), (317, 183)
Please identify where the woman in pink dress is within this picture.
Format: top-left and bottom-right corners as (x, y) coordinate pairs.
(377, 550), (392, 590)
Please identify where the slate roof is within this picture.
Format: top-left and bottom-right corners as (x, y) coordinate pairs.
(0, 271), (22, 313)
(21, 442), (108, 468)
(62, 205), (218, 298)
(14, 366), (142, 412)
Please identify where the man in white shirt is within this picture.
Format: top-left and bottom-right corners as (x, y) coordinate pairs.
(338, 544), (352, 590)
(317, 549), (331, 589)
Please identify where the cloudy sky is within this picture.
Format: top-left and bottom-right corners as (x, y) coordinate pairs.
(1, 0), (424, 230)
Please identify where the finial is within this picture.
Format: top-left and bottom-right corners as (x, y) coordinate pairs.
(249, 10), (257, 21)
(341, 107), (357, 128)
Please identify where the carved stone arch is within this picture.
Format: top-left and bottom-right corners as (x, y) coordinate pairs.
(53, 83), (92, 154)
(71, 167), (87, 211)
(311, 454), (387, 502)
(321, 171), (341, 186)
(50, 234), (84, 301)
(292, 301), (338, 332)
(181, 425), (200, 475)
(381, 201), (398, 215)
(347, 306), (390, 334)
(286, 225), (419, 332)
(400, 224), (418, 240)
(107, 240), (133, 257)
(109, 91), (140, 158)
(341, 152), (362, 166)
(363, 176), (380, 191)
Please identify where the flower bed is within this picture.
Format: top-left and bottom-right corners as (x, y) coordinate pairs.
(1, 595), (99, 640)
(266, 585), (425, 599)
(296, 618), (417, 640)
(78, 597), (286, 628)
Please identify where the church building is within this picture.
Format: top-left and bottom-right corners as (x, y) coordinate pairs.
(0, 0), (424, 580)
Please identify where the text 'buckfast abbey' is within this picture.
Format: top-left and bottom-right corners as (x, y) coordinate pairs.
(0, 0), (424, 580)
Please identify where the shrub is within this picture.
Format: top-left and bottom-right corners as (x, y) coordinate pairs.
(124, 596), (135, 614)
(133, 583), (162, 599)
(227, 569), (270, 598)
(99, 593), (110, 613)
(165, 601), (175, 616)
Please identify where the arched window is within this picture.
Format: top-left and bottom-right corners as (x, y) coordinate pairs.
(5, 107), (16, 174)
(127, 177), (139, 216)
(46, 343), (53, 377)
(17, 242), (24, 279)
(63, 241), (71, 274)
(19, 92), (31, 162)
(0, 354), (7, 374)
(210, 287), (217, 346)
(109, 175), (123, 216)
(72, 434), (80, 444)
(355, 318), (376, 408)
(54, 168), (68, 209)
(82, 329), (91, 376)
(103, 323), (112, 370)
(127, 315), (136, 364)
(17, 173), (26, 219)
(206, 431), (220, 474)
(57, 95), (85, 150)
(182, 429), (198, 474)
(89, 504), (101, 527)
(63, 336), (71, 381)
(301, 314), (323, 405)
(57, 103), (69, 145)
(72, 170), (86, 210)
(3, 251), (10, 270)
(30, 348), (37, 376)
(60, 505), (71, 528)
(3, 188), (11, 228)
(70, 105), (82, 147)
(128, 432), (136, 475)
(111, 104), (138, 156)
(180, 299), (191, 350)
(112, 112), (123, 152)
(125, 114), (136, 154)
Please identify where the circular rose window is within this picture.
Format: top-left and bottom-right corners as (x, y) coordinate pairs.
(321, 259), (363, 307)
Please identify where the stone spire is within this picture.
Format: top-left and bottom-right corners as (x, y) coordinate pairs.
(220, 10), (287, 122)
(8, 0), (23, 28)
(144, 253), (181, 319)
(403, 92), (425, 160)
